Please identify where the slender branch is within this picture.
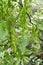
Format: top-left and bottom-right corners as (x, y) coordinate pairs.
(17, 1), (43, 42)
(12, 0), (32, 24)
(18, 2), (32, 24)
(13, 0), (38, 32)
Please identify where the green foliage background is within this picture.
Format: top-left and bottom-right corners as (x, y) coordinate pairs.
(0, 0), (43, 65)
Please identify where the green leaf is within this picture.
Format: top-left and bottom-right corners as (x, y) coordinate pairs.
(24, 50), (32, 55)
(4, 52), (14, 65)
(38, 22), (43, 30)
(15, 57), (20, 65)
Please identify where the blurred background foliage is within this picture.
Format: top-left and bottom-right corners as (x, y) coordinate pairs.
(0, 0), (43, 65)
